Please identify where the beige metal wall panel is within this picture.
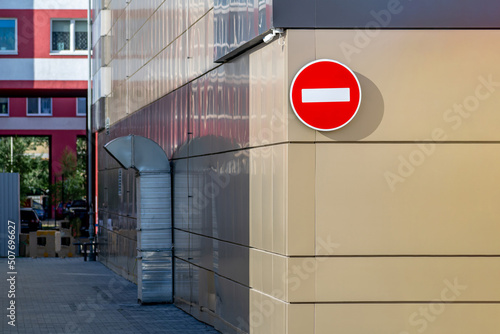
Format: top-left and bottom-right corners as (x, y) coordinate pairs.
(315, 143), (500, 255)
(249, 142), (314, 257)
(287, 144), (315, 256)
(284, 30), (317, 142)
(287, 304), (314, 334)
(249, 289), (286, 334)
(309, 29), (500, 142)
(282, 30), (500, 143)
(315, 304), (500, 334)
(249, 290), (316, 334)
(250, 249), (288, 302)
(249, 145), (287, 254)
(314, 257), (500, 302)
(249, 38), (287, 148)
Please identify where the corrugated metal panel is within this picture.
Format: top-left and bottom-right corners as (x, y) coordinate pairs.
(0, 173), (20, 257)
(137, 173), (172, 303)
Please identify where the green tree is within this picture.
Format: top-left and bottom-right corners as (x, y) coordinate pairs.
(76, 136), (87, 186)
(50, 146), (86, 205)
(0, 136), (49, 201)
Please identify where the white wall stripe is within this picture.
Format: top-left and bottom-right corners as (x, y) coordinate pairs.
(0, 117), (86, 131)
(0, 0), (88, 10)
(0, 58), (88, 81)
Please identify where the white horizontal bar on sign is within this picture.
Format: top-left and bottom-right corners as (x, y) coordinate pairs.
(302, 88), (350, 103)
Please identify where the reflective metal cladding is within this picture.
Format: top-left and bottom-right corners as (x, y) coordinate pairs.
(214, 0), (273, 61)
(97, 53), (250, 329)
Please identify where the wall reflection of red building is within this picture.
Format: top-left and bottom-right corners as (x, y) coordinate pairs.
(0, 1), (88, 215)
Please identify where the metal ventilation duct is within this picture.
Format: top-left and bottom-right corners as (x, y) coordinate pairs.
(103, 134), (170, 173)
(104, 135), (172, 303)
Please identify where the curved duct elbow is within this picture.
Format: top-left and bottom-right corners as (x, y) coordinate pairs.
(103, 135), (170, 173)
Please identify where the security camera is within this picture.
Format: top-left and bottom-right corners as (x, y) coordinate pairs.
(263, 33), (275, 44)
(263, 28), (284, 44)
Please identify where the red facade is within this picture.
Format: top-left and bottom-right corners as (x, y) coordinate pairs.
(0, 3), (88, 213)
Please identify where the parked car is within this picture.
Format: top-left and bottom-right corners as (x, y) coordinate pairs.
(67, 200), (89, 237)
(55, 201), (71, 220)
(55, 202), (64, 219)
(68, 200), (87, 214)
(62, 200), (73, 217)
(20, 208), (42, 233)
(32, 201), (46, 220)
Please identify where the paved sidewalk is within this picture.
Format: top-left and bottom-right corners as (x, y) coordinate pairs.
(0, 258), (220, 334)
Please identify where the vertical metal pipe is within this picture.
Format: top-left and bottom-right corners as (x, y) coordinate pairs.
(87, 0), (95, 259)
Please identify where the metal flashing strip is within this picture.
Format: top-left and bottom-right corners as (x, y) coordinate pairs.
(272, 0), (500, 28)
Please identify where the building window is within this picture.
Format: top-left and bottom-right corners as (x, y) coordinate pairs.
(0, 19), (17, 54)
(51, 19), (87, 53)
(77, 97), (86, 115)
(0, 98), (8, 115)
(27, 98), (52, 115)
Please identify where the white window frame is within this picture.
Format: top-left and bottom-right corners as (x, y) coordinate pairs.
(0, 98), (9, 116)
(76, 97), (86, 116)
(26, 98), (52, 116)
(0, 18), (18, 55)
(50, 19), (87, 55)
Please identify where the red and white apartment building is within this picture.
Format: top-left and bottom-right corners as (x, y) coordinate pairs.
(0, 0), (88, 210)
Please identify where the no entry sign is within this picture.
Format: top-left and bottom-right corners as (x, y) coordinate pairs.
(290, 59), (362, 131)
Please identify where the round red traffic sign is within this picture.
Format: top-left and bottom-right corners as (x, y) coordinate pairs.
(290, 59), (362, 131)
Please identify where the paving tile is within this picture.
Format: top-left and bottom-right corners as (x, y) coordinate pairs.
(0, 258), (220, 334)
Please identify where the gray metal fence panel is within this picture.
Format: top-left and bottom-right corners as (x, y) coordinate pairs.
(0, 173), (20, 257)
